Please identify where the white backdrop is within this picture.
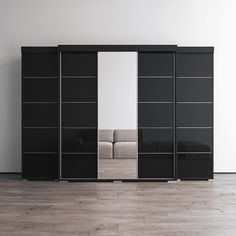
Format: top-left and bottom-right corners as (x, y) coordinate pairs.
(0, 0), (235, 172)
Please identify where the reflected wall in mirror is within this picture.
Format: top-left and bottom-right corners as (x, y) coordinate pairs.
(98, 52), (137, 179)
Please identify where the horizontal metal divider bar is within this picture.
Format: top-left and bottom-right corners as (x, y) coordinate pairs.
(23, 127), (58, 129)
(177, 152), (213, 154)
(23, 101), (217, 104)
(176, 76), (213, 79)
(138, 102), (173, 103)
(138, 76), (173, 79)
(61, 102), (97, 103)
(139, 153), (173, 155)
(138, 102), (212, 104)
(138, 127), (174, 129)
(23, 152), (58, 154)
(62, 153), (97, 155)
(176, 102), (213, 104)
(61, 76), (97, 79)
(62, 127), (97, 129)
(61, 152), (213, 156)
(22, 102), (58, 104)
(177, 127), (213, 129)
(23, 76), (58, 79)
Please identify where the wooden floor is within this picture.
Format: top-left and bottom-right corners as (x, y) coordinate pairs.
(1, 174), (236, 235)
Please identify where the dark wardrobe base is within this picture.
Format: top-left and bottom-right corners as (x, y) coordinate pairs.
(21, 178), (213, 182)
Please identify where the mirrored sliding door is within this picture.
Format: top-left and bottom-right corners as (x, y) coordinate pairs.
(98, 52), (137, 179)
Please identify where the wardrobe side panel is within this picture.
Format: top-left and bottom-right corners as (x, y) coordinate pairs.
(176, 51), (213, 179)
(22, 49), (59, 179)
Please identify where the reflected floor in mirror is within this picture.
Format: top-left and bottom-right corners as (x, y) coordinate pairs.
(99, 159), (137, 179)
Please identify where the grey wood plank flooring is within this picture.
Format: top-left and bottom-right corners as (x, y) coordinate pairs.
(0, 174), (236, 235)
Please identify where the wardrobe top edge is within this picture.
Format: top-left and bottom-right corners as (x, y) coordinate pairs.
(21, 47), (58, 53)
(21, 45), (214, 53)
(177, 47), (214, 53)
(21, 45), (178, 53)
(57, 45), (178, 52)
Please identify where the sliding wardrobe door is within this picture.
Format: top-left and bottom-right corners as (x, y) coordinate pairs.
(22, 48), (58, 179)
(176, 48), (213, 179)
(138, 52), (175, 179)
(60, 52), (98, 179)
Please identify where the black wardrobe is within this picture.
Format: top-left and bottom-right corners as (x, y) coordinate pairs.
(22, 45), (213, 181)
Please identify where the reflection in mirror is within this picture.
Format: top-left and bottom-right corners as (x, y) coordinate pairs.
(98, 52), (137, 179)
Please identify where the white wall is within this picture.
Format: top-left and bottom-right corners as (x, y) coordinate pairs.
(0, 0), (235, 172)
(98, 52), (137, 130)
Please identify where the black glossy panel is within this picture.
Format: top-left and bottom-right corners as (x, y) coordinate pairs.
(62, 103), (97, 127)
(177, 154), (213, 179)
(177, 53), (213, 77)
(177, 104), (212, 127)
(177, 129), (212, 152)
(61, 154), (97, 178)
(23, 154), (58, 179)
(138, 53), (174, 76)
(138, 78), (173, 102)
(22, 53), (57, 77)
(62, 129), (97, 152)
(62, 52), (97, 76)
(23, 129), (58, 152)
(138, 154), (174, 178)
(138, 103), (173, 127)
(23, 104), (58, 127)
(138, 129), (173, 152)
(22, 78), (58, 102)
(176, 78), (213, 102)
(62, 78), (97, 102)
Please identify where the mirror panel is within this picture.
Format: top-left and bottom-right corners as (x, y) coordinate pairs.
(98, 52), (137, 179)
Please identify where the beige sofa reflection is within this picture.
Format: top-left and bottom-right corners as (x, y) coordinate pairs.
(99, 130), (137, 159)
